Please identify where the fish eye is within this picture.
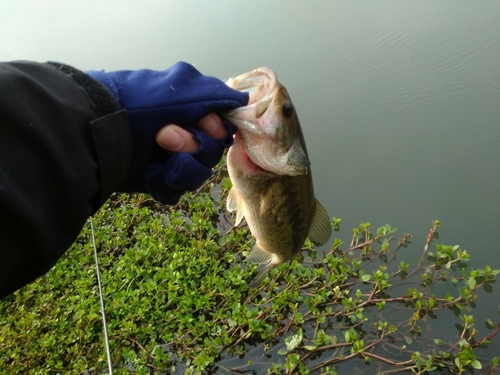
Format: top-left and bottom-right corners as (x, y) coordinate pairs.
(282, 101), (294, 117)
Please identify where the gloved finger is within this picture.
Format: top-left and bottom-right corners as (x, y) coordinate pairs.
(220, 119), (236, 148)
(197, 113), (229, 142)
(146, 179), (186, 205)
(143, 163), (188, 204)
(88, 62), (249, 111)
(146, 153), (213, 192)
(156, 125), (200, 153)
(189, 128), (229, 169)
(150, 189), (186, 205)
(90, 62), (249, 131)
(156, 114), (233, 154)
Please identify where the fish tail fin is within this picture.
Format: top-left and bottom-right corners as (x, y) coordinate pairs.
(248, 262), (275, 288)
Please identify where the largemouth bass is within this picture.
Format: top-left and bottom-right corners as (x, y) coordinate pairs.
(223, 67), (332, 288)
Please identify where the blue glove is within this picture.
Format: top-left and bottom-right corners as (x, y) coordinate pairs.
(87, 62), (248, 204)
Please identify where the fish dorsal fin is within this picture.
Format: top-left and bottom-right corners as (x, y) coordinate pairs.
(227, 188), (245, 226)
(246, 243), (272, 264)
(307, 199), (332, 246)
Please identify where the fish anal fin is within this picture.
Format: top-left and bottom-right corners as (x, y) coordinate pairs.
(307, 199), (332, 246)
(246, 243), (272, 264)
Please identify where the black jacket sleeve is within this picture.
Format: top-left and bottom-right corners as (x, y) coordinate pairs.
(0, 61), (131, 299)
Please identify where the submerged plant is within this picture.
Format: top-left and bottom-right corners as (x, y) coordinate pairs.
(0, 162), (498, 374)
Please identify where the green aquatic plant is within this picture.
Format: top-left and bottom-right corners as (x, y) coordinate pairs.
(0, 162), (498, 374)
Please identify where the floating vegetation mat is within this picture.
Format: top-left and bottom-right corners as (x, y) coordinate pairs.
(1, 161), (499, 374)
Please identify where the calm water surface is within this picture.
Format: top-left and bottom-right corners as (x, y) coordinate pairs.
(1, 0), (499, 372)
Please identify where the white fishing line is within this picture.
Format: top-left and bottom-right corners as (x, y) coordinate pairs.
(90, 218), (114, 374)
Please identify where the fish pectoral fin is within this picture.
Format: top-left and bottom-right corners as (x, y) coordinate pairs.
(307, 199), (332, 246)
(227, 188), (246, 226)
(246, 243), (272, 264)
(248, 262), (275, 288)
(235, 207), (245, 227)
(226, 188), (239, 212)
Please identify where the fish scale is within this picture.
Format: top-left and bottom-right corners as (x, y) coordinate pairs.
(244, 175), (313, 262)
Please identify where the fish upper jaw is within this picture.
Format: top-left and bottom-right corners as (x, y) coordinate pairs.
(225, 67), (277, 103)
(222, 96), (275, 136)
(223, 69), (278, 134)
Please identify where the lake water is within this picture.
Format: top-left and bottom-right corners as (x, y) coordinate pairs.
(2, 0), (499, 372)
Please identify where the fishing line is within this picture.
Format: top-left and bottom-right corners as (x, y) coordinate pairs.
(90, 218), (114, 374)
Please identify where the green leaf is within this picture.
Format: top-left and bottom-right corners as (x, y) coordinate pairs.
(468, 277), (476, 290)
(433, 338), (444, 345)
(285, 329), (303, 351)
(471, 360), (482, 369)
(361, 274), (371, 282)
(303, 345), (318, 351)
(377, 226), (388, 236)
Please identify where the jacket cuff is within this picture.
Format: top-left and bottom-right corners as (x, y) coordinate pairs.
(47, 61), (122, 116)
(48, 61), (131, 208)
(90, 110), (131, 207)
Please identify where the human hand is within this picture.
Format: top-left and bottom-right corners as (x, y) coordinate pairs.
(86, 62), (248, 204)
(148, 113), (229, 203)
(156, 113), (228, 154)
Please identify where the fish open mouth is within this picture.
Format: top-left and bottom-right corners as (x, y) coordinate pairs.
(232, 133), (270, 174)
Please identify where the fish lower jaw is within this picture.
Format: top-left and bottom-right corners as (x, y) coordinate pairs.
(235, 154), (273, 176)
(244, 158), (271, 175)
(232, 134), (274, 175)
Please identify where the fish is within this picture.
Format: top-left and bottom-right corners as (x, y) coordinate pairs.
(223, 67), (332, 288)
